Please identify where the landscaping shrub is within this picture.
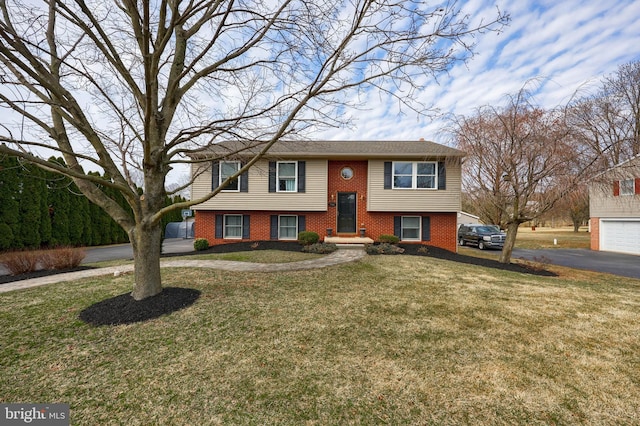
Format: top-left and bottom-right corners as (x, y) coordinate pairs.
(378, 234), (400, 244)
(297, 231), (320, 246)
(365, 243), (405, 255)
(301, 243), (338, 254)
(0, 251), (40, 275)
(0, 247), (87, 275)
(193, 238), (209, 251)
(39, 247), (86, 270)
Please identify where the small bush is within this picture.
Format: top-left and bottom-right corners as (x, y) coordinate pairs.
(0, 247), (87, 275)
(39, 247), (86, 270)
(378, 234), (400, 244)
(298, 231), (320, 246)
(302, 243), (338, 254)
(193, 238), (209, 251)
(365, 243), (405, 255)
(0, 251), (40, 275)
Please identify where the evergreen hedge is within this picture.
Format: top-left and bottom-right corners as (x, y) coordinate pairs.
(0, 155), (187, 250)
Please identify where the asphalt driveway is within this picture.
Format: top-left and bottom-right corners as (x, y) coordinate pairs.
(82, 239), (196, 263)
(513, 248), (640, 280)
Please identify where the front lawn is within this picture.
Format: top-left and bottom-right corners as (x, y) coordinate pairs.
(515, 226), (591, 249)
(1, 254), (639, 424)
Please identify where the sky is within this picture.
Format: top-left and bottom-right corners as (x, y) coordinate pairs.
(313, 0), (640, 144)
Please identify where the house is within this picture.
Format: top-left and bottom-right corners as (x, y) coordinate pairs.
(589, 155), (640, 255)
(189, 140), (464, 252)
(457, 211), (481, 228)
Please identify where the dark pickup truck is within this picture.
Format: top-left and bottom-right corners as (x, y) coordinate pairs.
(457, 224), (506, 250)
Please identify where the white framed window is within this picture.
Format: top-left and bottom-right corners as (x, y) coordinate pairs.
(279, 215), (298, 240)
(621, 179), (635, 196)
(220, 161), (240, 192)
(393, 162), (437, 189)
(401, 216), (421, 241)
(224, 215), (243, 239)
(277, 161), (297, 192)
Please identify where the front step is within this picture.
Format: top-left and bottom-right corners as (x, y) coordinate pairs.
(324, 236), (374, 245)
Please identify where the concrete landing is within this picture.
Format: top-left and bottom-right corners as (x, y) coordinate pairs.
(324, 236), (374, 244)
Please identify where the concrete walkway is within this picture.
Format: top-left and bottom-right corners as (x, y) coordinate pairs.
(0, 248), (366, 294)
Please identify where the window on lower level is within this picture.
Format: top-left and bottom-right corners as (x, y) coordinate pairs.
(401, 216), (421, 241)
(279, 215), (298, 239)
(224, 215), (243, 239)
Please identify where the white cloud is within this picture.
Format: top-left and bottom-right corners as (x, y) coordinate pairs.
(319, 0), (640, 142)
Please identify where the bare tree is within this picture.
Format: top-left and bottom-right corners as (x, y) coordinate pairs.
(451, 89), (587, 263)
(564, 185), (590, 232)
(568, 60), (640, 168)
(0, 0), (507, 300)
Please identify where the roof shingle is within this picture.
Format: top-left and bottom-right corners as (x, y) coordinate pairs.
(189, 140), (464, 159)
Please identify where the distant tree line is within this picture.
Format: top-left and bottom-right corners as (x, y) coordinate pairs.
(0, 156), (186, 251)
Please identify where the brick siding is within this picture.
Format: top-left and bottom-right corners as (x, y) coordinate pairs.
(590, 218), (600, 250)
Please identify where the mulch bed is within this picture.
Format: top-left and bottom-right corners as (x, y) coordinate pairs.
(397, 244), (557, 277)
(79, 287), (201, 326)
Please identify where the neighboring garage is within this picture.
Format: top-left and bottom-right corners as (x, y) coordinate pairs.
(589, 156), (640, 257)
(599, 219), (640, 255)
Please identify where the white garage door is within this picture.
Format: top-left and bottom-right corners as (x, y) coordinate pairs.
(600, 220), (640, 255)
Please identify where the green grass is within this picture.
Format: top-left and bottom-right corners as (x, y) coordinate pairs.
(1, 255), (639, 424)
(515, 226), (591, 249)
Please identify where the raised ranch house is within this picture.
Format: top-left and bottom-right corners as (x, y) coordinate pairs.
(189, 140), (464, 252)
(589, 155), (640, 255)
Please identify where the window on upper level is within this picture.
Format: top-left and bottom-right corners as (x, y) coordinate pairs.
(277, 162), (297, 192)
(392, 161), (437, 189)
(219, 161), (240, 192)
(620, 179), (635, 196)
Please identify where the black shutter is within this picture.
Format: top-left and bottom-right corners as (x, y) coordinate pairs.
(215, 214), (223, 239)
(394, 216), (401, 238)
(240, 162), (249, 192)
(438, 161), (446, 190)
(422, 216), (431, 241)
(384, 162), (392, 189)
(298, 215), (306, 232)
(269, 161), (276, 193)
(212, 161), (220, 190)
(242, 215), (250, 239)
(297, 161), (306, 193)
(270, 215), (278, 240)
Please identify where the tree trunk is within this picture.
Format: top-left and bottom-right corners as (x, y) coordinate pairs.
(130, 221), (163, 300)
(499, 222), (520, 264)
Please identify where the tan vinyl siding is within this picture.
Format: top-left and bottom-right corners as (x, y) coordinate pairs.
(191, 159), (328, 211)
(589, 183), (640, 218)
(367, 159), (461, 212)
(589, 156), (640, 218)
